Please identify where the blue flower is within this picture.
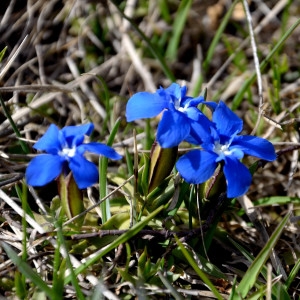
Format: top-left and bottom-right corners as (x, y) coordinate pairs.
(26, 123), (122, 189)
(176, 101), (276, 198)
(126, 83), (215, 148)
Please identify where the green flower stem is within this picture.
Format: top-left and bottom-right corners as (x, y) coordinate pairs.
(100, 118), (121, 223)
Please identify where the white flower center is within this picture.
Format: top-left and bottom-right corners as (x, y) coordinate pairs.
(174, 98), (188, 113)
(214, 142), (232, 156)
(59, 146), (76, 159)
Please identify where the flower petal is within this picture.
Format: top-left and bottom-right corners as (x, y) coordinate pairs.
(223, 156), (252, 198)
(184, 107), (204, 121)
(187, 116), (214, 145)
(78, 142), (122, 160)
(203, 101), (217, 111)
(26, 154), (64, 186)
(126, 91), (168, 122)
(61, 123), (94, 147)
(69, 155), (99, 189)
(157, 110), (190, 147)
(163, 83), (186, 100)
(176, 150), (217, 184)
(213, 101), (243, 137)
(231, 135), (276, 161)
(181, 95), (204, 108)
(62, 123), (94, 138)
(33, 124), (61, 154)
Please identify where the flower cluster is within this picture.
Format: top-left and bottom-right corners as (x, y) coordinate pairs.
(26, 123), (122, 189)
(126, 83), (216, 148)
(25, 83), (276, 199)
(126, 83), (276, 198)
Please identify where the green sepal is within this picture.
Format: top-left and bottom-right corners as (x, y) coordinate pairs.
(145, 178), (175, 212)
(198, 164), (226, 201)
(57, 172), (84, 227)
(148, 141), (178, 193)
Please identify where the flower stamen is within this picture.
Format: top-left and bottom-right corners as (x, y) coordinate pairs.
(59, 146), (76, 159)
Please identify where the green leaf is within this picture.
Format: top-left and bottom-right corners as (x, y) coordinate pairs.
(138, 247), (148, 278)
(1, 242), (58, 299)
(254, 196), (300, 207)
(235, 212), (291, 298)
(175, 236), (223, 300)
(203, 0), (239, 73)
(15, 271), (26, 299)
(141, 153), (150, 196)
(0, 93), (29, 154)
(232, 18), (300, 110)
(101, 211), (131, 230)
(192, 0), (239, 99)
(55, 219), (85, 300)
(100, 117), (121, 223)
(52, 238), (65, 299)
(0, 46), (7, 62)
(165, 0), (192, 61)
(110, 0), (175, 81)
(284, 258), (300, 290)
(64, 204), (166, 285)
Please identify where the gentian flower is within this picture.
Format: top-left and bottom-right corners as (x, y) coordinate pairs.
(126, 83), (215, 148)
(26, 123), (122, 189)
(176, 101), (276, 198)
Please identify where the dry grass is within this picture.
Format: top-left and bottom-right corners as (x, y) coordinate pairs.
(0, 0), (299, 298)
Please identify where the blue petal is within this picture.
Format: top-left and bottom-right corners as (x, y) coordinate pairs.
(126, 92), (168, 122)
(62, 123), (94, 138)
(231, 135), (276, 161)
(69, 154), (99, 189)
(184, 107), (204, 121)
(33, 124), (61, 154)
(203, 101), (217, 111)
(227, 148), (244, 160)
(78, 142), (122, 160)
(223, 156), (252, 198)
(26, 154), (64, 186)
(164, 83), (186, 100)
(176, 150), (217, 184)
(187, 117), (214, 145)
(61, 123), (94, 147)
(213, 101), (243, 137)
(157, 110), (190, 147)
(181, 95), (204, 108)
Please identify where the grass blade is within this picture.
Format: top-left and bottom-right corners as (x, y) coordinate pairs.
(99, 118), (121, 223)
(235, 212), (291, 298)
(56, 219), (85, 300)
(284, 258), (300, 290)
(64, 203), (166, 285)
(110, 0), (175, 81)
(0, 93), (29, 154)
(165, 0), (192, 61)
(1, 242), (58, 299)
(203, 0), (239, 73)
(232, 17), (300, 110)
(0, 46), (7, 62)
(190, 0), (239, 97)
(175, 236), (223, 300)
